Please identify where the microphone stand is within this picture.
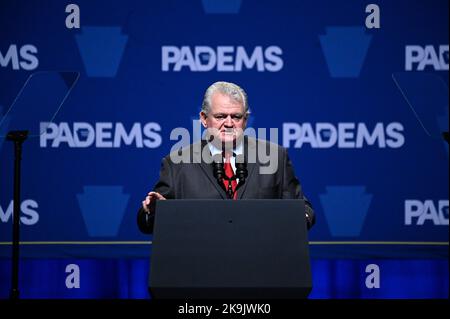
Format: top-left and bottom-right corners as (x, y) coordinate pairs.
(6, 130), (28, 300)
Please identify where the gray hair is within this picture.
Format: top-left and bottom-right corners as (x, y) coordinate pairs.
(201, 81), (250, 116)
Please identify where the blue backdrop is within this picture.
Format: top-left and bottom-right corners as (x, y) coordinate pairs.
(0, 0), (448, 298)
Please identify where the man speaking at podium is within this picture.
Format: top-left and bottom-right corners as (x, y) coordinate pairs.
(137, 81), (315, 233)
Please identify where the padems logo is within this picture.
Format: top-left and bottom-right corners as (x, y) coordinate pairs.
(75, 27), (128, 77)
(405, 45), (449, 71)
(40, 122), (162, 148)
(0, 200), (39, 226)
(320, 186), (373, 237)
(405, 200), (449, 226)
(77, 186), (129, 237)
(0, 44), (39, 71)
(319, 27), (372, 78)
(162, 46), (283, 72)
(283, 122), (404, 149)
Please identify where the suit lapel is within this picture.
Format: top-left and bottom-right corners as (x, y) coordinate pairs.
(194, 140), (227, 199)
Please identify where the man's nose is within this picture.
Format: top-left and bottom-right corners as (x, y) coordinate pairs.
(224, 115), (234, 126)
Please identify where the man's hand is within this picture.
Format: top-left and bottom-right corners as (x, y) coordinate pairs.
(142, 191), (166, 213)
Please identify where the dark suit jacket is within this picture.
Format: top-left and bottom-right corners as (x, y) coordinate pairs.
(137, 137), (315, 233)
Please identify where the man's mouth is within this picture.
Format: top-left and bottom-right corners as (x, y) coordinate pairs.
(222, 129), (235, 135)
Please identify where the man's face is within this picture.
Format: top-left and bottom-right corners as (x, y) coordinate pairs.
(200, 92), (247, 145)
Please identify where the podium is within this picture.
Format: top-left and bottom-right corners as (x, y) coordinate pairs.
(149, 199), (312, 299)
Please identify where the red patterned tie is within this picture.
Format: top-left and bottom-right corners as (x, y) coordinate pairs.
(223, 154), (237, 199)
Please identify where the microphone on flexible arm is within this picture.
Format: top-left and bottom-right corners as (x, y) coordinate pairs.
(235, 153), (248, 185)
(212, 153), (225, 183)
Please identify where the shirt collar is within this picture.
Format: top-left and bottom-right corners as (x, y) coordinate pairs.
(207, 139), (244, 157)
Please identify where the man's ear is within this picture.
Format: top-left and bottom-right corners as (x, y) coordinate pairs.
(199, 111), (208, 128)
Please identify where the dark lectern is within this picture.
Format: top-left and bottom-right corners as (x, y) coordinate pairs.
(149, 199), (312, 299)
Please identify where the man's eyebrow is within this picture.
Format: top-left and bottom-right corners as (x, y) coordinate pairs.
(213, 112), (243, 116)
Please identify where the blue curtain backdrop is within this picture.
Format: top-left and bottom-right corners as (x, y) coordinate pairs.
(0, 0), (448, 298)
(0, 259), (448, 299)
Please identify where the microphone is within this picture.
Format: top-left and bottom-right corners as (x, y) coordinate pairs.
(235, 154), (247, 185)
(212, 153), (225, 183)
